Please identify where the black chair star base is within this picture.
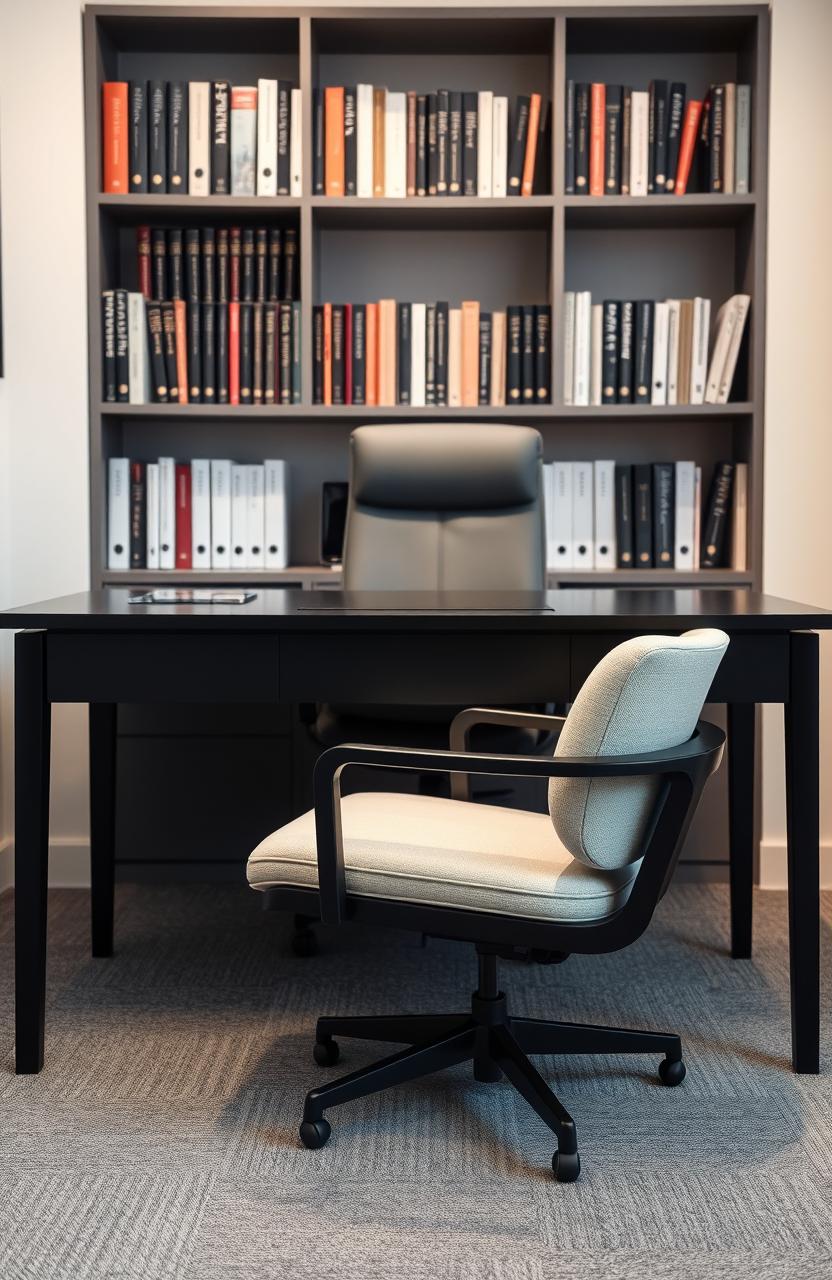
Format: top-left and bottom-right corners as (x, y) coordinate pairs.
(298, 948), (685, 1182)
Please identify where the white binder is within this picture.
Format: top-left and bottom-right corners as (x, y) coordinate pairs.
(572, 460), (595, 570)
(107, 457), (129, 571)
(666, 299), (681, 405)
(191, 459), (212, 569)
(410, 303), (426, 408)
(188, 82), (210, 196)
(385, 92), (407, 197)
(477, 91), (493, 196)
(256, 79), (278, 196)
(674, 460), (696, 571)
(551, 461), (574, 570)
(651, 301), (669, 405)
(146, 463), (160, 569)
(356, 84), (374, 198)
(246, 463), (266, 570)
(573, 292), (592, 407)
(265, 459), (289, 570)
(231, 464), (248, 569)
(594, 460), (616, 570)
(210, 460), (232, 570)
(690, 296), (711, 405)
(158, 456), (176, 570)
(491, 96), (509, 197)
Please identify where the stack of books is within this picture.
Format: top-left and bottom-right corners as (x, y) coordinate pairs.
(315, 87), (550, 197)
(565, 80), (751, 196)
(107, 457), (289, 571)
(563, 293), (750, 406)
(102, 80), (302, 196)
(312, 301), (551, 406)
(543, 459), (747, 572)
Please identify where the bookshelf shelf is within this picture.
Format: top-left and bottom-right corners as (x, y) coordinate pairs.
(101, 566), (751, 589)
(100, 401), (752, 422)
(97, 194), (303, 218)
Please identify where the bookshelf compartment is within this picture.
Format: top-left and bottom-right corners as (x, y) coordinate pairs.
(311, 197), (553, 232)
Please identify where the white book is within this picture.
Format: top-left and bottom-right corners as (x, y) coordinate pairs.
(410, 303), (426, 407)
(231, 465), (248, 569)
(666, 299), (681, 405)
(158, 457), (176, 570)
(650, 301), (670, 405)
(107, 457), (130, 571)
(731, 461), (748, 571)
(256, 79), (278, 196)
(573, 291), (592, 407)
(715, 294), (750, 404)
(705, 296), (745, 404)
(630, 91), (649, 196)
(385, 92), (407, 198)
(693, 465), (703, 570)
(552, 461), (574, 570)
(127, 293), (150, 405)
(543, 464), (557, 571)
(735, 85), (751, 195)
(572, 460), (595, 570)
(146, 463), (160, 570)
(231, 85), (258, 197)
(491, 96), (509, 197)
(190, 459), (212, 569)
(477, 91), (493, 197)
(490, 311), (506, 407)
(448, 308), (462, 407)
(594, 460), (616, 570)
(563, 291), (576, 405)
(290, 88), (303, 197)
(674, 460), (696, 571)
(590, 303), (603, 406)
(246, 463), (266, 570)
(210, 459), (232, 571)
(690, 297), (711, 404)
(356, 84), (374, 198)
(265, 459), (289, 570)
(188, 81), (210, 196)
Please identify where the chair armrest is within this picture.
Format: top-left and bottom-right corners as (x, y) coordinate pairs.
(448, 706), (568, 801)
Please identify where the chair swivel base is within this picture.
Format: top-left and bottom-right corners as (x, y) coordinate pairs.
(298, 952), (685, 1181)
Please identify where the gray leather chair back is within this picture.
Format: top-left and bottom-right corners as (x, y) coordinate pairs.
(342, 425), (545, 590)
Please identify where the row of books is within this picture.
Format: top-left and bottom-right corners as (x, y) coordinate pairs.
(102, 80), (302, 196)
(564, 293), (750, 407)
(314, 87), (550, 199)
(135, 225), (299, 305)
(543, 459), (746, 572)
(101, 292), (301, 405)
(108, 458), (289, 571)
(312, 302), (551, 407)
(565, 80), (751, 197)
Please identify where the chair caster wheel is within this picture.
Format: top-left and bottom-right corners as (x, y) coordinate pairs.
(299, 1118), (331, 1149)
(659, 1057), (686, 1087)
(552, 1150), (581, 1183)
(291, 930), (318, 958)
(313, 1038), (340, 1067)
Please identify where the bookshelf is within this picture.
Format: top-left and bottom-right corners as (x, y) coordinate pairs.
(84, 4), (769, 592)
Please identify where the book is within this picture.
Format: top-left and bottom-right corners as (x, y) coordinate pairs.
(159, 457), (176, 569)
(405, 91), (417, 196)
(168, 229), (183, 301)
(230, 86), (257, 196)
(629, 90), (649, 196)
(173, 299), (188, 405)
(436, 89), (450, 195)
(160, 301), (178, 402)
(331, 304), (345, 405)
(107, 458), (129, 569)
(478, 312), (492, 405)
(128, 81), (147, 192)
(102, 82), (129, 192)
(492, 96), (509, 198)
(342, 86), (357, 196)
(573, 291), (591, 407)
(521, 306), (535, 402)
(676, 298), (694, 405)
(114, 289), (129, 401)
(356, 83), (374, 198)
(551, 462), (574, 568)
(601, 301), (618, 404)
(175, 462), (192, 569)
(618, 300), (634, 402)
(491, 310), (506, 407)
(590, 304), (603, 406)
(146, 463), (160, 569)
(435, 302), (449, 406)
(256, 78), (278, 196)
(151, 228), (167, 301)
(706, 294), (750, 404)
(312, 88), (325, 195)
(735, 85), (751, 194)
(146, 301), (168, 402)
(534, 305), (551, 402)
(731, 461), (748, 571)
(603, 85), (622, 194)
(634, 301), (654, 404)
(147, 81), (166, 190)
(666, 298), (681, 405)
(385, 92), (407, 198)
(701, 461), (734, 567)
(312, 305), (324, 404)
(127, 292), (151, 404)
(652, 462), (675, 566)
(564, 81), (576, 194)
(374, 88), (387, 197)
(191, 459), (211, 569)
(615, 464), (634, 567)
(448, 91), (463, 196)
(563, 291), (575, 405)
(239, 302), (253, 404)
(279, 303), (293, 405)
(231, 464), (247, 565)
(246, 464), (265, 570)
(366, 302), (378, 406)
(589, 83), (605, 196)
(378, 298), (397, 406)
(265, 459), (289, 570)
(521, 93), (541, 196)
(416, 94), (428, 196)
(594, 460), (616, 570)
(251, 302), (263, 404)
(477, 90), (492, 197)
(674, 99), (703, 195)
(690, 296), (711, 404)
(463, 92), (478, 196)
(574, 83), (590, 194)
(188, 81), (210, 196)
(633, 464), (653, 567)
(709, 84), (725, 192)
(573, 461), (595, 569)
(290, 88), (302, 197)
(664, 83), (686, 193)
(448, 308), (462, 406)
(506, 305), (522, 403)
(650, 300), (669, 405)
(211, 81), (231, 195)
(137, 225), (151, 298)
(397, 302), (412, 404)
(185, 295), (201, 403)
(276, 82), (292, 195)
(507, 95), (530, 195)
(217, 301), (229, 404)
(210, 459), (232, 570)
(651, 81), (669, 192)
(344, 304), (353, 405)
(461, 300), (480, 406)
(620, 87), (632, 195)
(167, 82), (187, 191)
(202, 228), (216, 302)
(674, 460), (696, 571)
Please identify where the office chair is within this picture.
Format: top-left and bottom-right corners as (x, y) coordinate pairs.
(249, 629), (728, 1180)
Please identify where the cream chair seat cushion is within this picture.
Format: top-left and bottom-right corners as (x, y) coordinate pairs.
(247, 792), (640, 923)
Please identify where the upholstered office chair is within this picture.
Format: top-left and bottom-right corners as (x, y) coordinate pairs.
(249, 629), (728, 1181)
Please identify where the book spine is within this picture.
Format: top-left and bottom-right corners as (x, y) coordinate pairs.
(601, 300), (619, 404)
(312, 88), (325, 195)
(490, 310), (506, 407)
(589, 83), (605, 196)
(427, 93), (438, 195)
(506, 305), (522, 403)
(564, 80), (576, 194)
(167, 81), (187, 192)
(674, 460), (696, 570)
(211, 80), (231, 194)
(185, 296), (201, 403)
(666, 299), (680, 405)
(344, 86), (358, 196)
(735, 85), (751, 194)
(228, 301), (240, 405)
(462, 92), (478, 196)
(384, 92), (407, 198)
(230, 85), (257, 197)
(184, 228), (200, 304)
(128, 81), (147, 192)
(406, 91), (417, 196)
(475, 90), (493, 199)
(147, 80), (166, 190)
(724, 83), (736, 194)
(615, 464), (634, 567)
(652, 80), (669, 192)
(604, 85), (622, 194)
(344, 304), (353, 405)
(690, 296), (711, 404)
(292, 301), (302, 403)
(674, 99), (703, 195)
(136, 225), (151, 299)
(101, 291), (116, 401)
(283, 228), (297, 301)
(216, 302), (229, 404)
(127, 292), (150, 405)
(590, 304), (603, 406)
(352, 303), (366, 405)
(160, 301), (178, 402)
(574, 83), (589, 194)
(416, 94), (428, 196)
(701, 462), (735, 567)
(373, 87), (386, 197)
(424, 304), (436, 405)
(448, 91), (463, 196)
(534, 305), (550, 403)
(492, 96), (508, 197)
(102, 82), (129, 193)
(562, 291), (575, 404)
(435, 301), (449, 405)
(251, 302), (263, 405)
(173, 299), (188, 404)
(166, 229), (182, 301)
(447, 308), (461, 406)
(620, 87), (632, 194)
(323, 303), (332, 405)
(507, 95), (530, 195)
(325, 86), (345, 196)
(478, 312), (492, 405)
(617, 299), (633, 402)
(229, 226), (241, 301)
(397, 302), (412, 404)
(634, 464), (653, 567)
(114, 288), (129, 401)
(357, 84), (374, 198)
(146, 301), (168, 402)
(331, 304), (345, 405)
(436, 89), (450, 195)
(252, 227), (266, 302)
(108, 457), (130, 569)
(629, 90), (649, 196)
(130, 461), (146, 569)
(151, 228), (167, 301)
(664, 82), (686, 193)
(263, 303), (277, 404)
(202, 228), (216, 303)
(709, 84), (725, 192)
(696, 91), (712, 194)
(175, 463), (192, 570)
(716, 295), (750, 404)
(652, 462), (675, 566)
(634, 301), (654, 404)
(521, 93), (541, 197)
(145, 462), (160, 569)
(313, 305), (324, 404)
(188, 82), (210, 196)
(240, 302), (253, 404)
(365, 302), (378, 406)
(276, 82), (292, 194)
(241, 228), (255, 302)
(279, 304), (293, 405)
(461, 300), (480, 406)
(651, 300), (669, 405)
(572, 291), (591, 406)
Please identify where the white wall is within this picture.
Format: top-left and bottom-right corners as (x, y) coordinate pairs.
(0, 0), (829, 889)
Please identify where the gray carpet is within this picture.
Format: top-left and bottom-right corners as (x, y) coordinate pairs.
(0, 883), (831, 1279)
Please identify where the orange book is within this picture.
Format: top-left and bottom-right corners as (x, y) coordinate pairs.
(521, 93), (541, 196)
(373, 88), (386, 198)
(102, 82), (129, 193)
(378, 299), (397, 405)
(173, 300), (188, 405)
(323, 303), (333, 405)
(365, 303), (379, 406)
(589, 83), (605, 196)
(461, 300), (480, 408)
(325, 87), (345, 197)
(674, 99), (704, 196)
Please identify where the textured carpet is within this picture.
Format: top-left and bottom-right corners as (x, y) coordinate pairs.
(0, 883), (830, 1280)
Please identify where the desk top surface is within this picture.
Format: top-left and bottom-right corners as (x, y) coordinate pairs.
(2, 589), (831, 633)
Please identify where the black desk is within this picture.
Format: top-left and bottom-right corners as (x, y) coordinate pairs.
(3, 588), (829, 1076)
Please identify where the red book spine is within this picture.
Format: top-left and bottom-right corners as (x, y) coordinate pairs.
(674, 100), (703, 196)
(229, 301), (240, 405)
(589, 83), (605, 196)
(137, 226), (152, 299)
(344, 303), (353, 406)
(175, 464), (192, 569)
(102, 82), (129, 192)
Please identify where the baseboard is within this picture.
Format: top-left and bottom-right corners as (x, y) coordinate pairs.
(0, 835), (12, 895)
(759, 840), (832, 890)
(0, 836), (91, 891)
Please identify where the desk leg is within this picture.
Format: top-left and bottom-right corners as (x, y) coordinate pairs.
(14, 630), (51, 1074)
(89, 704), (117, 957)
(785, 630), (820, 1074)
(727, 703), (755, 959)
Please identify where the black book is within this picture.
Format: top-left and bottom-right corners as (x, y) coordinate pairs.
(620, 88), (632, 195)
(167, 82), (188, 192)
(114, 288), (129, 401)
(604, 85), (622, 195)
(478, 312), (492, 405)
(427, 93), (439, 196)
(151, 229), (167, 302)
(283, 228), (298, 301)
(201, 228), (215, 304)
(506, 305), (522, 402)
(615, 464), (634, 568)
(263, 303), (277, 404)
(202, 301), (216, 402)
(653, 463), (675, 567)
(146, 301), (168, 402)
(425, 304), (436, 405)
(148, 79), (166, 191)
(436, 90), (450, 195)
(241, 228), (255, 302)
(252, 302), (263, 405)
(397, 303), (412, 404)
(634, 301), (654, 404)
(647, 81), (656, 194)
(239, 303), (253, 405)
(435, 301), (449, 405)
(352, 303), (367, 405)
(344, 86), (357, 196)
(128, 81), (147, 192)
(216, 228), (229, 305)
(521, 306), (535, 401)
(331, 304), (345, 405)
(633, 464), (653, 567)
(708, 84), (725, 192)
(617, 300), (634, 402)
(574, 83), (590, 194)
(268, 229), (283, 302)
(185, 229), (200, 304)
(507, 95), (531, 195)
(255, 228), (267, 303)
(416, 95), (428, 195)
(461, 93), (478, 196)
(534, 99), (551, 195)
(160, 301), (178, 401)
(291, 302), (302, 406)
(276, 82), (292, 195)
(665, 83), (686, 193)
(278, 304), (292, 406)
(312, 88), (325, 195)
(652, 80), (669, 192)
(448, 91), (463, 195)
(130, 462), (146, 569)
(211, 81), (231, 195)
(701, 462), (735, 567)
(601, 300), (619, 404)
(534, 305), (551, 402)
(168, 229), (183, 301)
(217, 302), (229, 404)
(312, 305), (324, 404)
(564, 80), (576, 193)
(186, 299), (201, 403)
(693, 90), (712, 195)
